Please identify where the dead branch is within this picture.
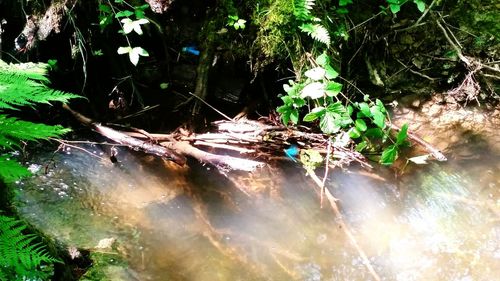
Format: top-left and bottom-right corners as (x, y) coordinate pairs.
(62, 104), (265, 172)
(306, 168), (381, 281)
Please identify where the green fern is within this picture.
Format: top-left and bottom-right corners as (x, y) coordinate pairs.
(0, 215), (60, 281)
(299, 23), (331, 46)
(293, 0), (315, 21)
(0, 61), (80, 110)
(0, 60), (80, 183)
(0, 156), (31, 183)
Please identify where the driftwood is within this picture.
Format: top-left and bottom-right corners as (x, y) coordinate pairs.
(62, 104), (265, 171)
(62, 104), (369, 173)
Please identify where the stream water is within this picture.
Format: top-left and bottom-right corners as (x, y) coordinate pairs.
(12, 109), (500, 281)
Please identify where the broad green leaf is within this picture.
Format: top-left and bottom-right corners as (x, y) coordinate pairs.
(380, 144), (398, 165)
(281, 111), (290, 125)
(327, 101), (345, 113)
(303, 106), (325, 122)
(99, 4), (112, 13)
(339, 0), (353, 6)
(324, 65), (339, 79)
(304, 67), (326, 81)
(281, 95), (293, 105)
(320, 111), (340, 134)
(276, 104), (290, 114)
(128, 47), (149, 65)
(355, 119), (367, 132)
(290, 109), (299, 124)
(390, 4), (401, 14)
(358, 102), (371, 117)
(355, 140), (368, 152)
(115, 10), (134, 18)
(365, 128), (384, 138)
(376, 99), (387, 113)
(336, 8), (349, 14)
(121, 18), (134, 34)
(325, 81), (342, 97)
(371, 107), (386, 128)
(315, 53), (329, 67)
(160, 83), (169, 89)
(347, 105), (354, 116)
(338, 115), (353, 127)
(414, 0), (425, 12)
(117, 46), (131, 54)
(396, 123), (408, 145)
(135, 9), (146, 19)
(349, 128), (361, 139)
(301, 82), (324, 99)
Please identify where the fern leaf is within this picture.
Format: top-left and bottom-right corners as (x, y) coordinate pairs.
(0, 115), (71, 144)
(299, 23), (331, 46)
(0, 73), (81, 110)
(0, 60), (50, 83)
(293, 0), (315, 21)
(0, 215), (58, 280)
(0, 155), (30, 183)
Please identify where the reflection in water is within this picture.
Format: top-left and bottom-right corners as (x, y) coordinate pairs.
(13, 138), (500, 280)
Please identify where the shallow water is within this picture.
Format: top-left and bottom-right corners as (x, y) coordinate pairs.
(13, 124), (500, 280)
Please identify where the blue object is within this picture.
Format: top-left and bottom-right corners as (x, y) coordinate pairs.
(284, 144), (299, 162)
(182, 46), (200, 56)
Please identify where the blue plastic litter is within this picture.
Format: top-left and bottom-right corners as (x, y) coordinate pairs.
(284, 144), (299, 162)
(182, 46), (200, 56)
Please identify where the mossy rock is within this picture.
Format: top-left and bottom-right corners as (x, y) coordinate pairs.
(80, 252), (136, 281)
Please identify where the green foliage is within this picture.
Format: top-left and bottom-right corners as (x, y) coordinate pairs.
(0, 60), (79, 183)
(0, 61), (80, 110)
(385, 0), (426, 14)
(227, 15), (247, 30)
(276, 51), (409, 166)
(98, 0), (150, 65)
(0, 215), (60, 280)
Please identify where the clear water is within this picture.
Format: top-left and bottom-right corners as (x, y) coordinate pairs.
(13, 121), (500, 280)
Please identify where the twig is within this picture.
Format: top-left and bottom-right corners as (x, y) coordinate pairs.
(414, 0), (437, 26)
(186, 91), (234, 122)
(435, 19), (471, 67)
(320, 138), (333, 208)
(306, 168), (381, 281)
(396, 59), (437, 81)
(49, 138), (106, 161)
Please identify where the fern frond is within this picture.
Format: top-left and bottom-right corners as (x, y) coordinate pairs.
(0, 115), (71, 144)
(0, 60), (50, 83)
(293, 0), (315, 21)
(0, 155), (30, 183)
(299, 23), (331, 46)
(0, 215), (58, 280)
(0, 70), (81, 110)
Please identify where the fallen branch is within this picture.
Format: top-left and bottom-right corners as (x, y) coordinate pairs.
(306, 168), (381, 281)
(62, 104), (265, 172)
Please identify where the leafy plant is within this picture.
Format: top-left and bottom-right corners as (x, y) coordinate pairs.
(0, 60), (80, 183)
(0, 215), (60, 281)
(98, 0), (150, 65)
(385, 0), (426, 14)
(227, 15), (247, 30)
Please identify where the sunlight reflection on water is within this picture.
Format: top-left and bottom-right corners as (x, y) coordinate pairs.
(13, 135), (500, 280)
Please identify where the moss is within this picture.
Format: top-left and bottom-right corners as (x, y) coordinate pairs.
(80, 252), (130, 281)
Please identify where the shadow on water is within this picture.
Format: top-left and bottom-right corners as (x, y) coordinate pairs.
(12, 123), (500, 280)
